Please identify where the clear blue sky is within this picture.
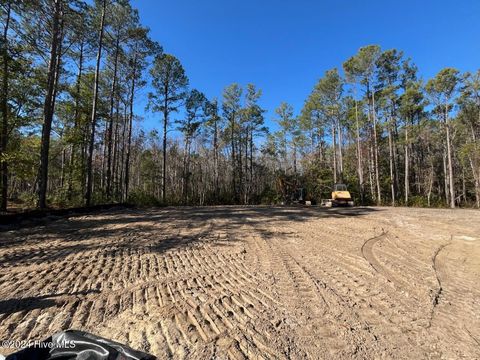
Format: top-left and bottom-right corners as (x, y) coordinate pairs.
(131, 0), (480, 133)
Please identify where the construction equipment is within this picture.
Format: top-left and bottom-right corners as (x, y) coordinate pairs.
(321, 183), (354, 207)
(276, 174), (309, 205)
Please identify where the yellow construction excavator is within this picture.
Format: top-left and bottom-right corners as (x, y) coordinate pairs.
(321, 183), (354, 207)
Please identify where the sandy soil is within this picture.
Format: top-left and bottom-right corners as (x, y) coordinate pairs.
(0, 206), (479, 359)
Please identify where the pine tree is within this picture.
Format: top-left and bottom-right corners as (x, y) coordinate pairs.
(147, 53), (188, 203)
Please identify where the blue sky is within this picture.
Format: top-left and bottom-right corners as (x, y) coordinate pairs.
(131, 0), (480, 133)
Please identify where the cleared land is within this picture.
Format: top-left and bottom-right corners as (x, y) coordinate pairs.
(0, 206), (479, 359)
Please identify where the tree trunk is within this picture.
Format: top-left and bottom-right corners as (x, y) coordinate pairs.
(354, 98), (364, 204)
(230, 113), (236, 202)
(67, 39), (85, 200)
(112, 104), (119, 199)
(60, 147), (66, 188)
(100, 120), (108, 190)
(388, 127), (395, 206)
(182, 126), (190, 204)
(85, 0), (107, 206)
(332, 124), (337, 184)
(238, 132), (243, 203)
(404, 122), (409, 205)
(371, 90), (381, 204)
(0, 2), (11, 211)
(119, 105), (127, 201)
(162, 90), (168, 203)
(293, 142), (297, 177)
(368, 143), (375, 200)
(392, 117), (400, 202)
(242, 127), (248, 204)
(445, 104), (455, 208)
(125, 51), (137, 200)
(443, 148), (449, 206)
(249, 128), (254, 201)
(106, 33), (120, 199)
(427, 151), (434, 207)
(470, 123), (480, 208)
(38, 0), (63, 209)
(337, 120), (343, 182)
(213, 117), (219, 201)
(470, 156), (480, 208)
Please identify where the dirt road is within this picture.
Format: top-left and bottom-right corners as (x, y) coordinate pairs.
(1, 207), (479, 359)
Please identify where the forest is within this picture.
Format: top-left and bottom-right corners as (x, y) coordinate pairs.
(1, 0), (479, 211)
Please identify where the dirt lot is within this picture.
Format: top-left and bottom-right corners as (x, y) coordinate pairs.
(0, 206), (479, 359)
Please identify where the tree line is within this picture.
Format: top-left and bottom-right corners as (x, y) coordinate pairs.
(278, 46), (479, 208)
(0, 1), (479, 210)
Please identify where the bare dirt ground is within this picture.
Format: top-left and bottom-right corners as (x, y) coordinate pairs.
(1, 206), (479, 359)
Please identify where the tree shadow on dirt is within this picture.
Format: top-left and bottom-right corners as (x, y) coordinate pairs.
(0, 206), (382, 331)
(0, 290), (100, 316)
(40, 205), (378, 231)
(0, 206), (382, 267)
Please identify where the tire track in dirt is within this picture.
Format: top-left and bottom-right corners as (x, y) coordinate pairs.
(361, 230), (414, 292)
(426, 236), (480, 358)
(0, 213), (288, 359)
(361, 230), (387, 275)
(1, 207), (480, 359)
(268, 219), (437, 358)
(246, 221), (381, 359)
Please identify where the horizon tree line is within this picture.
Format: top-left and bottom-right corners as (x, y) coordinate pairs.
(271, 45), (479, 208)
